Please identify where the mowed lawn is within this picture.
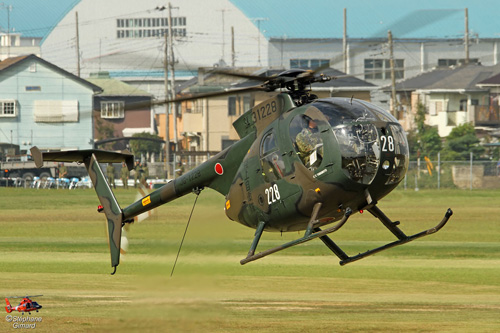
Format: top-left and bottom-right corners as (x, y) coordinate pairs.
(0, 187), (499, 332)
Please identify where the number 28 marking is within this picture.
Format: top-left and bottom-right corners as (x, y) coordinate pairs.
(265, 184), (281, 205)
(381, 135), (395, 152)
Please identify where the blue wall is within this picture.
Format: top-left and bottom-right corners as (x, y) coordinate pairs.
(0, 58), (95, 151)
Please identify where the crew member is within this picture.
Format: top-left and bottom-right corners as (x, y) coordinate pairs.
(134, 161), (141, 188)
(120, 162), (130, 189)
(106, 163), (116, 189)
(140, 162), (149, 187)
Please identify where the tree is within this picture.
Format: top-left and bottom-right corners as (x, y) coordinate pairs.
(441, 123), (484, 160)
(408, 102), (442, 159)
(94, 115), (115, 150)
(129, 132), (162, 159)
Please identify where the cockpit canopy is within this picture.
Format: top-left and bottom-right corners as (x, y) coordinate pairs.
(289, 98), (409, 185)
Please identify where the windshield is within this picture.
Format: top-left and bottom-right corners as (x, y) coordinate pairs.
(333, 123), (380, 184)
(310, 98), (408, 185)
(312, 99), (397, 126)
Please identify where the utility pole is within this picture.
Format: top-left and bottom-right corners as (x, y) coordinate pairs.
(464, 8), (469, 65)
(343, 8), (347, 73)
(167, 2), (178, 167)
(388, 30), (397, 118)
(231, 26), (235, 67)
(219, 9), (226, 62)
(252, 18), (268, 66)
(75, 11), (80, 77)
(156, 5), (172, 178)
(163, 30), (171, 178)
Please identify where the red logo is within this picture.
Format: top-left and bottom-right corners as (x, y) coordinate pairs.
(215, 163), (224, 175)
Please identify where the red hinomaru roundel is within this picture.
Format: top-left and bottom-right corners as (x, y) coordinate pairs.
(215, 163), (224, 175)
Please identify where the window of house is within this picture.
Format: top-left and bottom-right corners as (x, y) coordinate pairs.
(438, 58), (479, 67)
(221, 139), (237, 150)
(191, 100), (202, 114)
(243, 96), (253, 112)
(290, 59), (330, 69)
(429, 101), (443, 116)
(228, 96), (238, 116)
(25, 86), (41, 91)
(101, 101), (125, 119)
(364, 59), (404, 80)
(116, 16), (186, 39)
(0, 100), (16, 117)
(459, 99), (467, 111)
(34, 100), (78, 122)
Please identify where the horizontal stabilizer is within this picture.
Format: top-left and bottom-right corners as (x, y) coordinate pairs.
(30, 146), (134, 171)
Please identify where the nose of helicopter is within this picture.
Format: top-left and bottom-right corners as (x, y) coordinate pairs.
(310, 98), (409, 186)
(332, 121), (409, 186)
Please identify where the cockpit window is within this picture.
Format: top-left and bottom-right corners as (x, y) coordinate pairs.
(333, 123), (380, 184)
(290, 114), (324, 169)
(260, 130), (284, 182)
(311, 99), (397, 127)
(261, 131), (277, 155)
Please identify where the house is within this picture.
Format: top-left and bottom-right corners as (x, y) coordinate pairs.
(0, 32), (41, 61)
(391, 63), (500, 136)
(475, 74), (500, 127)
(87, 71), (154, 150)
(0, 54), (102, 152)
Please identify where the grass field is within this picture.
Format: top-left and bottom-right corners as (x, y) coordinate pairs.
(0, 187), (499, 332)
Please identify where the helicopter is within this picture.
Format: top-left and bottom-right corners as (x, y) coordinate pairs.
(30, 67), (453, 274)
(5, 295), (42, 315)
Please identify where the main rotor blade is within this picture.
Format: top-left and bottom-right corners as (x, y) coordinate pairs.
(6, 295), (43, 299)
(210, 69), (275, 82)
(151, 84), (268, 105)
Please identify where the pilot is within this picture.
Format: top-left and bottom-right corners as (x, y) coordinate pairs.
(295, 116), (323, 166)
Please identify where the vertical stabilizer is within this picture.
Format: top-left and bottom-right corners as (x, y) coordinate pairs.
(84, 154), (123, 273)
(5, 298), (12, 313)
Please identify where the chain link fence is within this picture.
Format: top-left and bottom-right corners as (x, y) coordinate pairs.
(401, 158), (500, 190)
(2, 151), (500, 190)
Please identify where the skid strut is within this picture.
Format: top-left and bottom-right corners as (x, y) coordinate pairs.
(241, 203), (352, 265)
(240, 203), (453, 266)
(339, 207), (453, 265)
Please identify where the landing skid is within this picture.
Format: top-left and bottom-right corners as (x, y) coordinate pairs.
(240, 203), (453, 265)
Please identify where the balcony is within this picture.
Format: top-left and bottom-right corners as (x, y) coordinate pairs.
(474, 105), (500, 126)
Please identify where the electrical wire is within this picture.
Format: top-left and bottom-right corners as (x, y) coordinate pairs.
(170, 188), (201, 277)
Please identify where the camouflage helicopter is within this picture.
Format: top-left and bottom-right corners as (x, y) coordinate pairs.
(31, 68), (453, 274)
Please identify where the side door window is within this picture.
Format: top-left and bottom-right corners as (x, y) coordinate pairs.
(260, 130), (285, 182)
